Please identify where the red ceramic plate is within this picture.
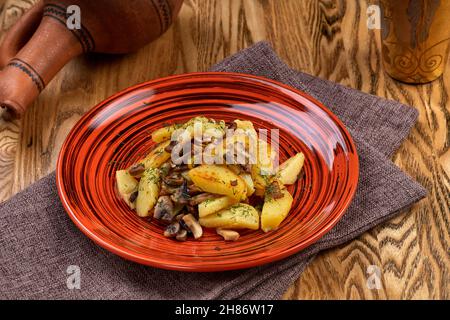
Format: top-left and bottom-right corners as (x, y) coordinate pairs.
(57, 72), (358, 272)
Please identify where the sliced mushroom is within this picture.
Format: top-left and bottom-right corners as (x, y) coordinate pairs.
(187, 184), (202, 195)
(159, 162), (171, 178)
(160, 183), (178, 195)
(173, 203), (185, 216)
(216, 229), (240, 241)
(128, 163), (145, 177)
(187, 205), (199, 216)
(163, 173), (185, 186)
(182, 214), (203, 239)
(175, 229), (188, 241)
(188, 193), (218, 206)
(178, 218), (191, 235)
(164, 140), (178, 153)
(170, 181), (190, 204)
(154, 196), (175, 223)
(163, 222), (180, 237)
(175, 213), (185, 221)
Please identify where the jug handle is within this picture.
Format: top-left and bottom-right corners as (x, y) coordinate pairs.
(0, 1), (85, 120)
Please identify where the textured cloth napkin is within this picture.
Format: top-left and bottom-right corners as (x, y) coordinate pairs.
(0, 42), (426, 299)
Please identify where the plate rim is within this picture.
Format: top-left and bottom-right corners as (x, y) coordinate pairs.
(56, 71), (359, 272)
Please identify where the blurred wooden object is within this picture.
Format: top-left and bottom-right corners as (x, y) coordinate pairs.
(0, 0), (448, 300)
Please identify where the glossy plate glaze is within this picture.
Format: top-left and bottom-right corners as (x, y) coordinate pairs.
(57, 72), (358, 271)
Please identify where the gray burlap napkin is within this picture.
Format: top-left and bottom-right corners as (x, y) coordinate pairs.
(0, 42), (426, 299)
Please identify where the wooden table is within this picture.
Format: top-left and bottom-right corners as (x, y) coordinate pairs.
(0, 0), (448, 299)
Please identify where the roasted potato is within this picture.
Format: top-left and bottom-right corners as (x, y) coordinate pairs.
(198, 196), (238, 218)
(261, 185), (293, 232)
(153, 117), (225, 144)
(189, 165), (247, 201)
(251, 138), (277, 195)
(141, 140), (171, 169)
(199, 203), (259, 230)
(135, 168), (160, 217)
(116, 170), (138, 209)
(277, 152), (305, 185)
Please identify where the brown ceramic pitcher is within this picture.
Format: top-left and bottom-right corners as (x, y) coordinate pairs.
(0, 0), (184, 120)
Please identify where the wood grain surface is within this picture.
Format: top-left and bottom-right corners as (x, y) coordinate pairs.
(0, 0), (448, 299)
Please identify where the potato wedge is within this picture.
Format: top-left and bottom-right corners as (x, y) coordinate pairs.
(277, 152), (305, 185)
(198, 196), (237, 218)
(116, 170), (139, 209)
(141, 140), (171, 169)
(261, 187), (293, 232)
(251, 164), (274, 196)
(151, 124), (180, 143)
(135, 168), (160, 217)
(199, 203), (259, 230)
(240, 173), (255, 197)
(188, 165), (247, 201)
(116, 170), (138, 194)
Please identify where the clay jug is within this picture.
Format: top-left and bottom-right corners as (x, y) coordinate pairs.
(0, 0), (184, 120)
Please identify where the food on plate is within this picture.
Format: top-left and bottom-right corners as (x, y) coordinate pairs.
(277, 152), (305, 185)
(116, 170), (139, 209)
(216, 229), (240, 241)
(135, 168), (160, 217)
(261, 181), (294, 232)
(116, 116), (304, 241)
(198, 196), (237, 218)
(188, 165), (247, 201)
(199, 203), (260, 230)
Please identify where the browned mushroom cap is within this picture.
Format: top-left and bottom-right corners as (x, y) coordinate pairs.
(171, 164), (189, 172)
(175, 213), (185, 221)
(163, 222), (180, 237)
(182, 214), (203, 239)
(186, 204), (198, 215)
(159, 162), (171, 177)
(216, 229), (240, 241)
(175, 229), (188, 241)
(154, 196), (175, 223)
(170, 182), (190, 205)
(160, 183), (178, 196)
(128, 163), (145, 177)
